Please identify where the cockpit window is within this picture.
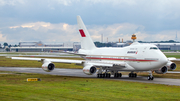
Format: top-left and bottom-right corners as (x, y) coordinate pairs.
(150, 47), (158, 50)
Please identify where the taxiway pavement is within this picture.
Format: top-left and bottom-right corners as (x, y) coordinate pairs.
(0, 67), (180, 86)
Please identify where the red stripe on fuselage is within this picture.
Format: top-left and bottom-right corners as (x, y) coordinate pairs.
(79, 29), (86, 37)
(86, 57), (157, 62)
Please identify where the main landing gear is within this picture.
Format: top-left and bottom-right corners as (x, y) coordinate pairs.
(129, 72), (137, 78)
(114, 73), (122, 78)
(96, 68), (154, 80)
(97, 67), (111, 78)
(97, 73), (111, 78)
(97, 68), (122, 78)
(97, 73), (122, 78)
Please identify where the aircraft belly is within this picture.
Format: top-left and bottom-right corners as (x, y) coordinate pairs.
(128, 61), (163, 70)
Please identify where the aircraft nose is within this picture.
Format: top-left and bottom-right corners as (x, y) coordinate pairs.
(160, 54), (168, 65)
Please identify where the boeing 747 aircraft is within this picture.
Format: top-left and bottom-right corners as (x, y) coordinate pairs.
(12, 16), (177, 80)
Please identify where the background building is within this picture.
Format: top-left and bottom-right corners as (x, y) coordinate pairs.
(11, 41), (73, 52)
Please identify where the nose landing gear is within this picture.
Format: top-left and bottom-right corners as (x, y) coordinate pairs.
(147, 76), (154, 80)
(148, 71), (154, 80)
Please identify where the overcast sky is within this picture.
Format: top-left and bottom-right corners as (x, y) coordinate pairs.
(0, 0), (180, 44)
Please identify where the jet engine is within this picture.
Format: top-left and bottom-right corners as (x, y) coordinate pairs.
(166, 62), (176, 70)
(155, 66), (168, 74)
(42, 62), (55, 72)
(83, 65), (97, 75)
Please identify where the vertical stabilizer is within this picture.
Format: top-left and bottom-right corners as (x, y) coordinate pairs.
(77, 16), (96, 50)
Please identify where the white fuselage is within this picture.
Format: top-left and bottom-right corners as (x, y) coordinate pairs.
(79, 42), (168, 71)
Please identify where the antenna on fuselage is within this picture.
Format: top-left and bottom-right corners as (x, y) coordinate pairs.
(131, 34), (137, 42)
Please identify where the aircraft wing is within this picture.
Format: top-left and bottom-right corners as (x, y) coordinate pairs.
(11, 57), (126, 67)
(11, 57), (83, 64)
(60, 51), (86, 56)
(167, 57), (180, 61)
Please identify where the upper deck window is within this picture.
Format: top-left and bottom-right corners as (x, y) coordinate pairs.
(150, 47), (158, 50)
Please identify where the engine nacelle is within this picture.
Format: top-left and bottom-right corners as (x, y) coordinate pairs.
(83, 65), (97, 75)
(155, 66), (168, 74)
(166, 62), (176, 71)
(42, 62), (55, 72)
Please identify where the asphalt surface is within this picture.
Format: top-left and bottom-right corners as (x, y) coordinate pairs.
(0, 67), (180, 86)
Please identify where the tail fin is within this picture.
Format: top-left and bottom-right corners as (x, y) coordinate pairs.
(77, 16), (96, 50)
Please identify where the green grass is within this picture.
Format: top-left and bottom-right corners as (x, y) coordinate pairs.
(0, 72), (180, 101)
(164, 53), (180, 58)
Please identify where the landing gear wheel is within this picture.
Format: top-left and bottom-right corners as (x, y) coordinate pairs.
(102, 74), (104, 78)
(134, 73), (137, 77)
(119, 73), (122, 77)
(114, 73), (122, 78)
(148, 71), (154, 80)
(100, 74), (102, 78)
(97, 74), (100, 78)
(107, 73), (111, 78)
(129, 73), (137, 78)
(148, 76), (154, 80)
(151, 76), (154, 80)
(114, 73), (117, 78)
(97, 73), (111, 78)
(109, 73), (111, 78)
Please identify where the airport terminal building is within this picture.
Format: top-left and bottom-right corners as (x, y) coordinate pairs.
(10, 41), (74, 52)
(153, 43), (180, 51)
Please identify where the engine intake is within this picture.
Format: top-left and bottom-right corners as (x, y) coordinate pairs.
(166, 62), (176, 70)
(42, 62), (55, 72)
(83, 65), (97, 75)
(155, 66), (168, 74)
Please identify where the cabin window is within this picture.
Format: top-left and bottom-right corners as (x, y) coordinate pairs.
(150, 47), (158, 50)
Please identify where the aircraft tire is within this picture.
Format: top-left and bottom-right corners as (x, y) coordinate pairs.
(97, 74), (99, 78)
(119, 73), (122, 77)
(129, 73), (137, 78)
(102, 74), (105, 78)
(134, 73), (137, 77)
(114, 73), (117, 78)
(129, 73), (132, 77)
(106, 73), (110, 78)
(151, 76), (154, 80)
(100, 74), (102, 78)
(117, 73), (119, 77)
(148, 76), (154, 80)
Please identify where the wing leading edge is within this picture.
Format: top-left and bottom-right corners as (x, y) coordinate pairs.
(11, 57), (127, 68)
